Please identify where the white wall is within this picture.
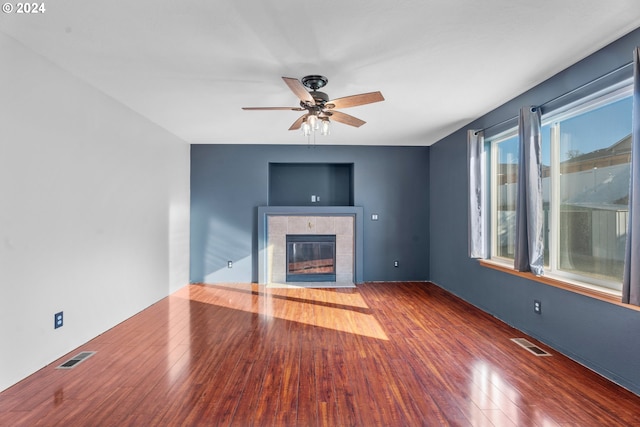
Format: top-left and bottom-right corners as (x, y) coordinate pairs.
(0, 33), (190, 392)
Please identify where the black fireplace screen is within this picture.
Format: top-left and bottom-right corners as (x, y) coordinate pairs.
(286, 234), (336, 282)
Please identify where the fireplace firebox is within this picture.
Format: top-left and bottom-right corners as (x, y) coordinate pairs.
(286, 234), (336, 282)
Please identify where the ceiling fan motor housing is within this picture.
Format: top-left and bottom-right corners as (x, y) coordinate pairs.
(311, 91), (329, 105)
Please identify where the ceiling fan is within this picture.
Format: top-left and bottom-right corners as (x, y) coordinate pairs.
(242, 75), (384, 134)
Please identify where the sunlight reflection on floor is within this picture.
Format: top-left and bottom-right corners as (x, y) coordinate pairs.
(470, 360), (562, 426)
(167, 295), (191, 384)
(175, 283), (388, 340)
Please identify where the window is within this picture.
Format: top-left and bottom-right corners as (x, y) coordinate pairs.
(491, 130), (519, 261)
(489, 81), (633, 292)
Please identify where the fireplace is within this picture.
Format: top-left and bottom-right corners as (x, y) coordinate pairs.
(286, 234), (336, 282)
(257, 207), (363, 285)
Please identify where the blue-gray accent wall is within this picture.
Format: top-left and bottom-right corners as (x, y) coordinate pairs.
(429, 28), (640, 395)
(190, 144), (430, 284)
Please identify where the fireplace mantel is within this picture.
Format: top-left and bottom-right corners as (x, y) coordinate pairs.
(257, 206), (364, 284)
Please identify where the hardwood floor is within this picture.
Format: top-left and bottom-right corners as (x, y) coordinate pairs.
(1, 282), (639, 426)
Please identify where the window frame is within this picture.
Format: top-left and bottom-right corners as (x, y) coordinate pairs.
(540, 82), (633, 291)
(486, 79), (634, 298)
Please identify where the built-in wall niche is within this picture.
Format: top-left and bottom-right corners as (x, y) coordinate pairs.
(269, 163), (354, 206)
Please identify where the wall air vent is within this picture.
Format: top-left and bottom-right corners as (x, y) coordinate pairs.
(510, 338), (552, 356)
(56, 351), (97, 369)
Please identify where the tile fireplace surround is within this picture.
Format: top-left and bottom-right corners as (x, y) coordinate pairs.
(257, 206), (364, 285)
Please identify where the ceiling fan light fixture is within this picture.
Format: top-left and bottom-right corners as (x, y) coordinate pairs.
(307, 114), (318, 130)
(321, 119), (330, 135)
(302, 121), (311, 136)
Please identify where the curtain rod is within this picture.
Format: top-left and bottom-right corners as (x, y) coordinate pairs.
(476, 60), (634, 135)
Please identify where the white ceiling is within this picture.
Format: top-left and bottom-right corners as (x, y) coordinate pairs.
(2, 0), (640, 146)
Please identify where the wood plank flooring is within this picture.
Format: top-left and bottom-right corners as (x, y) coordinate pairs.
(1, 282), (639, 426)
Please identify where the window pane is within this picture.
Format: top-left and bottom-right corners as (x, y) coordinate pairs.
(495, 135), (519, 259)
(556, 97), (631, 284)
(541, 124), (552, 267)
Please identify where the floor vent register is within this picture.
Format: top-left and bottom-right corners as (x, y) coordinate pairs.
(56, 351), (97, 369)
(510, 338), (552, 356)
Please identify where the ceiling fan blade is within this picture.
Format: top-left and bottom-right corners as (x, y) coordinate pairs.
(242, 107), (305, 111)
(329, 111), (366, 128)
(282, 77), (315, 104)
(289, 114), (308, 131)
(325, 91), (384, 109)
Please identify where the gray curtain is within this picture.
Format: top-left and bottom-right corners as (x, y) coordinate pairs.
(514, 106), (544, 275)
(468, 130), (487, 258)
(622, 47), (640, 306)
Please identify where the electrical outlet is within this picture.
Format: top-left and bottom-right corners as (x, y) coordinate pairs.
(394, 260), (399, 267)
(227, 261), (233, 268)
(534, 300), (542, 314)
(54, 311), (63, 329)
